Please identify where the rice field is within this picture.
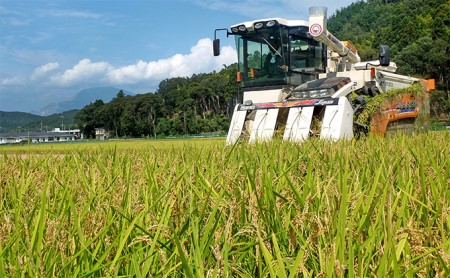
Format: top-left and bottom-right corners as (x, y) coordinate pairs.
(1, 132), (449, 277)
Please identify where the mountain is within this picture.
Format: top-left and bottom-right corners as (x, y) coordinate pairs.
(0, 111), (42, 132)
(0, 87), (135, 132)
(37, 87), (134, 115)
(0, 109), (79, 133)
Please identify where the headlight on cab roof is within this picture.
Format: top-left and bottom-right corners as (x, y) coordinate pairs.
(238, 25), (246, 32)
(266, 20), (277, 27)
(254, 22), (264, 29)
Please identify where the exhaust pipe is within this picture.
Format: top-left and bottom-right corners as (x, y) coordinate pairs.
(309, 6), (360, 64)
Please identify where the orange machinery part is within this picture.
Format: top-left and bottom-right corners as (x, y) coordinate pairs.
(370, 94), (420, 135)
(423, 79), (435, 92)
(370, 79), (434, 135)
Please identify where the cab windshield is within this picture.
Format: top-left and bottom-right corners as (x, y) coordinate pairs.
(235, 25), (325, 88)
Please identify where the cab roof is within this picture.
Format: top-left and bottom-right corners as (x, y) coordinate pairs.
(231, 18), (309, 29)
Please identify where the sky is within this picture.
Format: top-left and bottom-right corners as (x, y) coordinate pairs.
(0, 0), (357, 113)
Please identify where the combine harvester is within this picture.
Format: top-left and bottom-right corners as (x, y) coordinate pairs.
(213, 7), (434, 145)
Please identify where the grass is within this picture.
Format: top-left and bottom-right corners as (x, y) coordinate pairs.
(0, 132), (449, 277)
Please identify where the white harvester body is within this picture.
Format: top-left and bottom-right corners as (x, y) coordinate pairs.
(213, 6), (425, 145)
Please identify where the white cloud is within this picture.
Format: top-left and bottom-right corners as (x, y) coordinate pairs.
(0, 37), (237, 112)
(31, 62), (59, 80)
(28, 38), (236, 90)
(106, 38), (236, 86)
(39, 9), (102, 19)
(107, 60), (151, 84)
(50, 59), (112, 86)
(1, 76), (26, 86)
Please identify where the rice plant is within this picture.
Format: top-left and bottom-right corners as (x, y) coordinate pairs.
(0, 133), (449, 277)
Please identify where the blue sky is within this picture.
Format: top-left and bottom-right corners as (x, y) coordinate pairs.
(0, 0), (357, 113)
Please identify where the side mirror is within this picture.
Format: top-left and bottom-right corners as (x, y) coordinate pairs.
(379, 45), (390, 66)
(213, 39), (220, 56)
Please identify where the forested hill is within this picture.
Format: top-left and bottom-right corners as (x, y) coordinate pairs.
(75, 0), (449, 138)
(0, 110), (79, 132)
(75, 66), (238, 138)
(328, 0), (449, 87)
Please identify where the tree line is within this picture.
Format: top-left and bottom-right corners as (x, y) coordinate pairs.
(75, 65), (238, 138)
(75, 0), (449, 138)
(328, 0), (449, 90)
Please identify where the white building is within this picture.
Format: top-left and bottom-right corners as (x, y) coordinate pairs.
(0, 131), (78, 145)
(95, 128), (107, 140)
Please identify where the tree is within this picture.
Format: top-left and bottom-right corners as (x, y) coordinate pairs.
(99, 91), (130, 137)
(430, 90), (450, 119)
(74, 99), (104, 138)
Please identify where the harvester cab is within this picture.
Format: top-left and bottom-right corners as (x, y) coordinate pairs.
(214, 6), (434, 145)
